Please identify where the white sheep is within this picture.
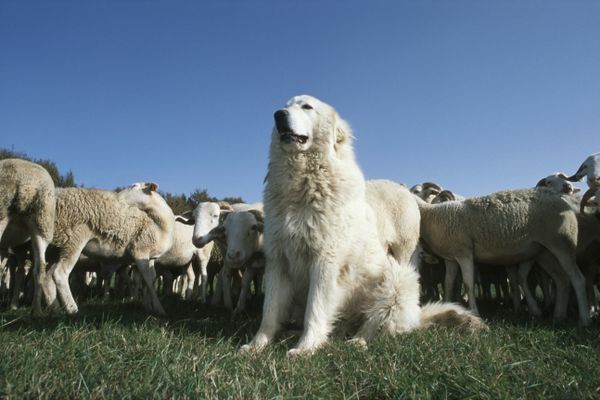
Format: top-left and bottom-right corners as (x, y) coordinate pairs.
(196, 209), (264, 313)
(410, 182), (443, 203)
(0, 158), (56, 316)
(155, 220), (202, 300)
(44, 182), (174, 315)
(536, 173), (580, 195)
(416, 188), (590, 326)
(567, 153), (600, 212)
(567, 152), (600, 189)
(176, 201), (233, 302)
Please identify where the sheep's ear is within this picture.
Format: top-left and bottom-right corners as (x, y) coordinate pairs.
(573, 188), (581, 194)
(176, 216), (195, 225)
(535, 178), (547, 188)
(557, 173), (569, 180)
(218, 201), (233, 211)
(248, 209), (264, 224)
(147, 182), (159, 192)
(567, 164), (586, 182)
(176, 210), (195, 225)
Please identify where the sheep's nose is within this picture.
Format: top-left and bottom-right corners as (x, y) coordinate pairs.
(227, 250), (242, 262)
(192, 236), (204, 248)
(274, 109), (290, 131)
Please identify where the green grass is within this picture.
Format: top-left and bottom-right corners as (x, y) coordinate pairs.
(1, 298), (599, 399)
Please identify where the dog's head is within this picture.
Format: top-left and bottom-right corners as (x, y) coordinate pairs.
(272, 95), (353, 155)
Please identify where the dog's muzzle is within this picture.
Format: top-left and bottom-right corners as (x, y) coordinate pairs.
(274, 109), (308, 144)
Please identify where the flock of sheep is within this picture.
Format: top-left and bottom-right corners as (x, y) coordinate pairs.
(0, 152), (599, 326)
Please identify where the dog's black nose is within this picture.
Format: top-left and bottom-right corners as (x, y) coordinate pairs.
(274, 109), (289, 130)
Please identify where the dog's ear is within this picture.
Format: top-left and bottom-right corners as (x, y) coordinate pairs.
(334, 115), (353, 146)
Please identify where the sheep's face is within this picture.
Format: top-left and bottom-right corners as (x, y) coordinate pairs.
(536, 174), (579, 195)
(272, 95), (352, 155)
(191, 202), (222, 248)
(222, 211), (263, 265)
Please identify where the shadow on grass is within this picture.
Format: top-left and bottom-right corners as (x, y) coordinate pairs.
(0, 295), (264, 343)
(1, 295), (598, 347)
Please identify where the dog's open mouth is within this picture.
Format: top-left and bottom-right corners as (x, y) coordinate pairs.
(279, 131), (308, 144)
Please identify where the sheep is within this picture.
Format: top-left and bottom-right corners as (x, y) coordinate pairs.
(154, 220), (203, 300)
(196, 209), (265, 313)
(44, 182), (174, 315)
(567, 152), (600, 189)
(176, 201), (233, 302)
(410, 182), (443, 203)
(0, 158), (56, 316)
(567, 153), (600, 213)
(416, 188), (590, 326)
(536, 173), (580, 195)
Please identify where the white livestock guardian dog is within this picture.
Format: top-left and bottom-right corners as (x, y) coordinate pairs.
(242, 95), (485, 356)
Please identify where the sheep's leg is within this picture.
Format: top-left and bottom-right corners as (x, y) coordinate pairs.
(455, 256), (478, 315)
(53, 242), (88, 314)
(28, 234), (50, 316)
(161, 270), (174, 297)
(221, 263), (235, 310)
(211, 270), (223, 306)
(517, 261), (542, 316)
(241, 256), (292, 353)
(198, 257), (209, 304)
(505, 265), (521, 311)
(289, 260), (343, 356)
(9, 249), (26, 310)
(183, 262), (195, 300)
(443, 260), (459, 302)
(583, 263), (600, 314)
(550, 250), (590, 326)
(234, 268), (254, 314)
(135, 258), (166, 316)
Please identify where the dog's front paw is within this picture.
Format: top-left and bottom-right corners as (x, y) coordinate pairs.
(287, 347), (317, 357)
(347, 337), (368, 349)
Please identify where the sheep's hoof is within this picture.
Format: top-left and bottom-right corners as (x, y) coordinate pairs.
(65, 307), (79, 315)
(31, 308), (43, 318)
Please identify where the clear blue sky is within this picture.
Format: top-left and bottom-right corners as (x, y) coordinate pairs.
(1, 1), (598, 203)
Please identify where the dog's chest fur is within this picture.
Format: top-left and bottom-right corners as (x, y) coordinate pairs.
(265, 151), (365, 273)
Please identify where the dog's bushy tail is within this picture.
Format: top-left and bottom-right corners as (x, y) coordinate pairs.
(360, 259), (422, 340)
(419, 302), (488, 332)
(361, 257), (487, 340)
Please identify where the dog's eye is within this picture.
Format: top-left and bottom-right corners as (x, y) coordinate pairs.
(302, 104), (313, 110)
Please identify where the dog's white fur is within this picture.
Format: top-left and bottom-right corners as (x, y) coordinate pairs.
(242, 95), (484, 356)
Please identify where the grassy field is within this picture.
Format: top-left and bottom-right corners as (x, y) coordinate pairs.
(0, 298), (599, 399)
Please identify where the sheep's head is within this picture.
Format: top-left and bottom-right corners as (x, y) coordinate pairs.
(535, 173), (580, 195)
(272, 95), (353, 157)
(566, 153), (600, 189)
(118, 181), (162, 210)
(222, 210), (263, 265)
(411, 182), (443, 203)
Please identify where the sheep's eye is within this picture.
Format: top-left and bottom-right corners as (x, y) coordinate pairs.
(302, 104), (313, 110)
